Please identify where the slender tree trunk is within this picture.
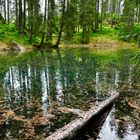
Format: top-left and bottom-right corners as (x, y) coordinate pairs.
(46, 0), (50, 44)
(117, 0), (121, 19)
(105, 0), (109, 22)
(19, 0), (23, 34)
(15, 0), (18, 28)
(4, 0), (6, 21)
(95, 1), (97, 31)
(78, 25), (80, 33)
(82, 23), (86, 42)
(138, 3), (140, 24)
(41, 34), (45, 48)
(46, 0), (55, 44)
(100, 0), (103, 30)
(54, 0), (66, 48)
(110, 0), (114, 27)
(95, 0), (99, 31)
(7, 0), (10, 24)
(34, 0), (39, 34)
(23, 0), (26, 32)
(28, 0), (33, 43)
(51, 0), (55, 36)
(97, 0), (99, 29)
(40, 0), (47, 48)
(0, 1), (2, 13)
(54, 20), (64, 48)
(28, 0), (31, 41)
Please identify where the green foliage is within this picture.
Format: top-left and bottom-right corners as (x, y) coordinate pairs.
(119, 25), (140, 46)
(91, 26), (118, 37)
(81, 35), (90, 44)
(0, 23), (38, 44)
(133, 52), (140, 64)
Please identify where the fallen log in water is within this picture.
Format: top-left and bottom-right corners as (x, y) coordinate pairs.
(46, 92), (119, 140)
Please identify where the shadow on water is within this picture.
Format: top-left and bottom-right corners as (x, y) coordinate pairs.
(0, 48), (139, 139)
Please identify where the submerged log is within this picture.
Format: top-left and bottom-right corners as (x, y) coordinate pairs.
(46, 92), (119, 140)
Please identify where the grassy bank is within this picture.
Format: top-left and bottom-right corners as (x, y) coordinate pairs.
(0, 23), (140, 49)
(0, 23), (29, 44)
(0, 23), (38, 50)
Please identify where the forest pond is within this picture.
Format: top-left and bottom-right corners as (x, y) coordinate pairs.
(0, 48), (140, 140)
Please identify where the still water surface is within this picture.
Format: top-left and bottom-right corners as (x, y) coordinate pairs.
(0, 48), (139, 139)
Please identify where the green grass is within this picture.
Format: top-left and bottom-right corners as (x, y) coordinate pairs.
(91, 26), (118, 38)
(0, 23), (38, 45)
(0, 22), (140, 47)
(69, 24), (140, 46)
(118, 24), (140, 45)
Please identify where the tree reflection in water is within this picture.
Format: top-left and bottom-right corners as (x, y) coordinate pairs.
(0, 48), (139, 139)
(97, 107), (139, 140)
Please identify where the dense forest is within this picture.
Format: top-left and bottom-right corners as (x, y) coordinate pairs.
(0, 0), (140, 48)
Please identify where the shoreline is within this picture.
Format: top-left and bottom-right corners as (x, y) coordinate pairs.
(0, 38), (138, 55)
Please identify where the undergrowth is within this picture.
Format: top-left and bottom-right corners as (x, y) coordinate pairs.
(0, 22), (140, 47)
(0, 23), (38, 45)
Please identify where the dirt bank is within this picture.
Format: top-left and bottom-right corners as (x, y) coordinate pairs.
(0, 42), (27, 54)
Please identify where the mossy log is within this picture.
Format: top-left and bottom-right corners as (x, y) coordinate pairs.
(46, 92), (120, 140)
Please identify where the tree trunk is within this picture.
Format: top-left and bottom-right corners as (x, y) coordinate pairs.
(138, 3), (140, 24)
(28, 0), (33, 43)
(46, 0), (55, 45)
(54, 21), (64, 48)
(117, 0), (121, 20)
(7, 0), (10, 24)
(95, 0), (99, 31)
(46, 0), (50, 44)
(0, 1), (2, 13)
(100, 0), (103, 30)
(34, 0), (39, 34)
(15, 0), (18, 28)
(19, 0), (23, 34)
(4, 0), (6, 21)
(54, 0), (66, 48)
(40, 0), (47, 48)
(41, 33), (45, 48)
(23, 0), (26, 32)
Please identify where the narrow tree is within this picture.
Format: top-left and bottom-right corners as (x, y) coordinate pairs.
(54, 0), (66, 48)
(46, 0), (55, 45)
(15, 0), (19, 28)
(4, 0), (6, 21)
(19, 0), (23, 34)
(28, 0), (33, 42)
(23, 0), (26, 31)
(40, 0), (47, 48)
(7, 0), (10, 24)
(100, 0), (104, 30)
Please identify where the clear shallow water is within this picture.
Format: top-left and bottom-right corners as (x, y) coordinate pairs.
(97, 108), (139, 140)
(0, 48), (139, 139)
